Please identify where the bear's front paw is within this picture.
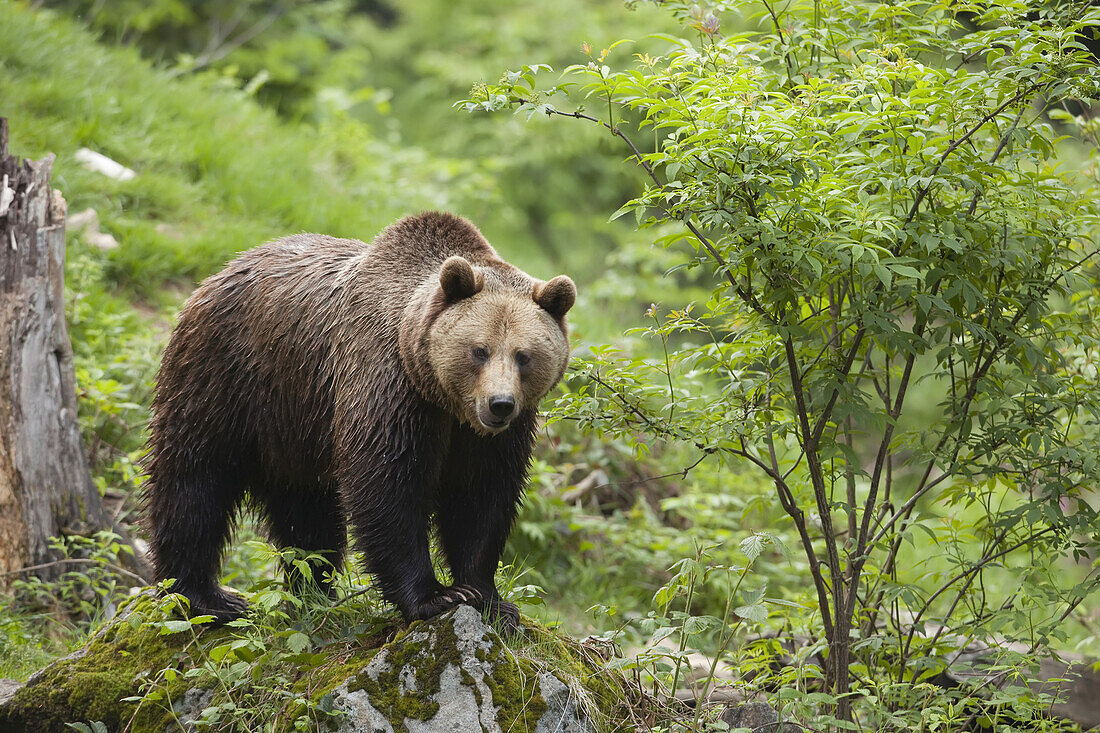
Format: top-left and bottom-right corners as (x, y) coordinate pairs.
(485, 599), (521, 635)
(185, 587), (249, 624)
(409, 583), (484, 620)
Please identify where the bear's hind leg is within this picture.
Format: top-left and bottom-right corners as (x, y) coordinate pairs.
(146, 466), (248, 623)
(258, 483), (347, 599)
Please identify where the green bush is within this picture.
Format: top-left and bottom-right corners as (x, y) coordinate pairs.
(471, 0), (1100, 726)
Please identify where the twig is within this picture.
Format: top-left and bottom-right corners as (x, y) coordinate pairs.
(0, 557), (146, 586)
(169, 4), (287, 76)
(310, 585), (382, 634)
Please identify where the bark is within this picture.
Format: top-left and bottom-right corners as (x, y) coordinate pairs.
(0, 117), (119, 579)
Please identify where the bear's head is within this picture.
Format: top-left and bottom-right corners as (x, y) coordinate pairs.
(406, 255), (575, 436)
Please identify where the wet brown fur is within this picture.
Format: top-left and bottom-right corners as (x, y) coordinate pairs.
(144, 212), (575, 627)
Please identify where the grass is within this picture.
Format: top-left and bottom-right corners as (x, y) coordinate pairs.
(0, 2), (487, 297)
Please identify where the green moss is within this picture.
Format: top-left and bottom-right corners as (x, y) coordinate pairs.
(0, 593), (228, 733)
(347, 618), (462, 723)
(0, 598), (629, 733)
(475, 631), (548, 729)
(66, 671), (136, 724)
(460, 666), (480, 706)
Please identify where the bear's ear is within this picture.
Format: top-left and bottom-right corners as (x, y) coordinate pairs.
(534, 275), (576, 319)
(439, 256), (483, 301)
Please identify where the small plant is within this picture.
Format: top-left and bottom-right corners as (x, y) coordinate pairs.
(1, 531), (144, 681)
(65, 722), (109, 733)
(9, 531), (142, 626)
(592, 532), (797, 729)
(125, 554), (378, 732)
(0, 606), (72, 680)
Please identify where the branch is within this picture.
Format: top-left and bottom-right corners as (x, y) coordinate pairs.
(903, 84), (1037, 229)
(568, 451), (716, 501)
(782, 335), (846, 649)
(587, 372), (673, 439)
(758, 0), (797, 81)
(901, 527), (1051, 663)
(514, 97), (776, 324)
(740, 435), (835, 639)
(966, 106), (1026, 217)
(805, 84), (1041, 458)
(0, 557), (147, 586)
(809, 325), (866, 445)
(171, 4), (287, 76)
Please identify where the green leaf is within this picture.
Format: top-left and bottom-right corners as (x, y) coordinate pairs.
(157, 620), (194, 635)
(735, 604), (767, 623)
(739, 533), (768, 563)
(287, 632), (310, 654)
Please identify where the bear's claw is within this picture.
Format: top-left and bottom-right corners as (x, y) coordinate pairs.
(409, 586), (521, 634)
(408, 583), (485, 621)
(437, 583), (483, 605)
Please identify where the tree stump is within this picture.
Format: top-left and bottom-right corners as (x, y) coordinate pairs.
(0, 117), (117, 578)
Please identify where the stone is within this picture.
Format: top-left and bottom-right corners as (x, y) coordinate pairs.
(65, 207), (119, 250)
(73, 148), (136, 181)
(536, 673), (590, 733)
(172, 686), (214, 728)
(66, 207), (98, 230)
(331, 605), (595, 733)
(720, 701), (800, 733)
(0, 679), (21, 707)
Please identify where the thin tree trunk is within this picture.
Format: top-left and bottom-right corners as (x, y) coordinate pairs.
(0, 118), (130, 579)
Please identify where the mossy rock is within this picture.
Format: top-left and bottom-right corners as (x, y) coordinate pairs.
(0, 591), (232, 732)
(0, 596), (626, 732)
(333, 605), (595, 732)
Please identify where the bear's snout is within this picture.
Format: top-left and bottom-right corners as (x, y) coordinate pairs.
(489, 394), (516, 419)
(477, 393), (517, 431)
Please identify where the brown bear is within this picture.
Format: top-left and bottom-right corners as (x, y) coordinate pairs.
(144, 212), (575, 630)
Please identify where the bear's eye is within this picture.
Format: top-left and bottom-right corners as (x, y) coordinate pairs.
(472, 346), (490, 363)
(514, 351), (531, 368)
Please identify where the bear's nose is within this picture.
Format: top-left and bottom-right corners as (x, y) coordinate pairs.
(489, 395), (516, 418)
